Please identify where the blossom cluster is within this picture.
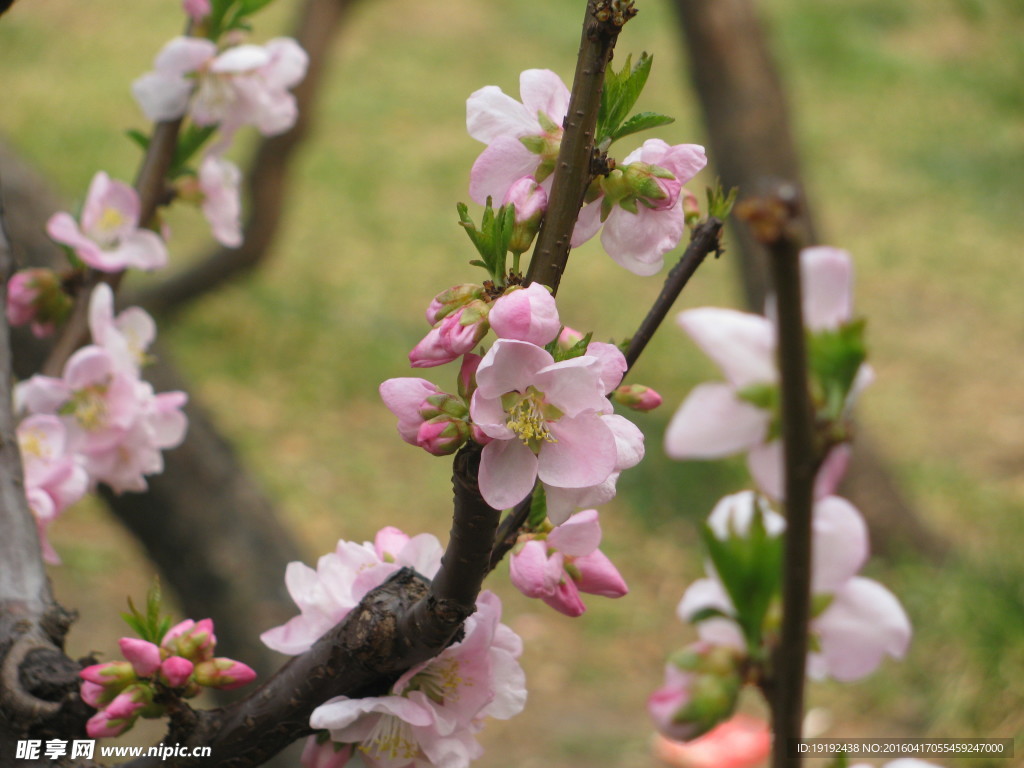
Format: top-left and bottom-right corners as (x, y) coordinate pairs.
(15, 286), (187, 562)
(648, 247), (913, 743)
(261, 527), (527, 768)
(79, 617), (256, 738)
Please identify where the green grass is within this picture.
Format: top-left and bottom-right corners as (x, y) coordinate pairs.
(2, 0), (1023, 765)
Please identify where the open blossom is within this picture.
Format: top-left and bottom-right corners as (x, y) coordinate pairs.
(469, 338), (627, 512)
(665, 247), (870, 494)
(678, 491), (911, 682)
(509, 509), (627, 617)
(197, 154), (243, 247)
(309, 591), (526, 768)
(261, 527), (443, 656)
(467, 69), (569, 205)
(88, 284), (156, 373)
(133, 36), (308, 143)
(572, 139), (707, 276)
(47, 172), (167, 272)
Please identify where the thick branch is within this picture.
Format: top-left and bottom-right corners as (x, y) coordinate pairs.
(130, 0), (357, 317)
(624, 217), (723, 373)
(738, 187), (815, 768)
(525, 0), (633, 293)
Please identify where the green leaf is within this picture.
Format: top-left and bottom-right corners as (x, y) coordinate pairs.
(548, 331), (592, 362)
(807, 319), (868, 420)
(736, 382), (779, 411)
(596, 52), (655, 146)
(609, 111), (675, 143)
(240, 0), (276, 14)
(125, 129), (150, 152)
(527, 485), (548, 529)
(689, 606), (734, 624)
(172, 124), (218, 173)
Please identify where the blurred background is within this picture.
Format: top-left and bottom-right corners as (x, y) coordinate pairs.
(1, 0), (1022, 766)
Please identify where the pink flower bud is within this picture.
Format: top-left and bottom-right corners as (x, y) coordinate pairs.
(648, 643), (744, 742)
(86, 683), (153, 738)
(161, 618), (216, 661)
(159, 655), (195, 688)
(503, 176), (547, 254)
(193, 657), (257, 690)
(409, 303), (490, 368)
(573, 549), (629, 598)
(425, 284), (486, 325)
(556, 325), (585, 351)
(682, 187), (701, 228)
(416, 416), (470, 456)
(182, 0), (211, 20)
(80, 680), (113, 709)
(612, 383), (663, 412)
(458, 353), (483, 401)
(118, 637), (162, 677)
(80, 660), (135, 688)
(489, 284), (560, 346)
(6, 268), (71, 338)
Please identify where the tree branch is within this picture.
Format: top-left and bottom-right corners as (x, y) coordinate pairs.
(737, 185), (816, 768)
(624, 216), (723, 373)
(525, 0), (634, 294)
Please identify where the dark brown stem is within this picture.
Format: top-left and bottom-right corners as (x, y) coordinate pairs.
(525, 0), (634, 294)
(41, 117), (183, 376)
(738, 185), (816, 768)
(624, 217), (723, 373)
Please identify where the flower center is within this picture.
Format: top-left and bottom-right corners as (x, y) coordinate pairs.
(504, 387), (557, 451)
(67, 386), (109, 431)
(359, 714), (420, 761)
(18, 428), (50, 460)
(408, 657), (469, 705)
(96, 207), (127, 245)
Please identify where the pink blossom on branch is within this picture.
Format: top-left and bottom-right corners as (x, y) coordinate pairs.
(509, 509), (628, 617)
(46, 172), (167, 272)
(488, 283), (560, 346)
(6, 268), (71, 338)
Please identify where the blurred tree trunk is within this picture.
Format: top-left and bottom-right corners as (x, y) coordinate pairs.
(669, 0), (947, 559)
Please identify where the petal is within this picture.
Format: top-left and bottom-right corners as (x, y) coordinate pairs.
(211, 44), (271, 74)
(261, 38), (308, 89)
(570, 198), (603, 248)
(546, 508), (601, 556)
(706, 490), (785, 539)
(573, 548), (628, 597)
(747, 440), (783, 499)
(801, 246), (853, 331)
(539, 414), (617, 488)
(812, 496), (869, 594)
(543, 476), (617, 526)
(602, 413), (645, 470)
(812, 577), (911, 682)
(475, 339), (553, 399)
(532, 355), (608, 416)
(678, 308), (777, 387)
(466, 85), (536, 144)
(664, 382), (770, 459)
(601, 203), (684, 276)
(132, 72), (194, 122)
(153, 36), (217, 75)
(585, 341), (627, 394)
(541, 578), (587, 617)
(519, 68), (570, 125)
(509, 540), (561, 597)
(469, 136), (542, 205)
(478, 437), (538, 510)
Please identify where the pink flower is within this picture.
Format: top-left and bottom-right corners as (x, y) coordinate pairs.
(7, 268), (70, 337)
(652, 714), (771, 768)
(182, 0), (210, 21)
(88, 284), (156, 373)
(467, 69), (570, 205)
(409, 301), (490, 368)
(572, 139), (706, 276)
(470, 339), (622, 511)
(379, 378), (469, 455)
(510, 509), (627, 617)
(198, 155), (243, 247)
(133, 37), (308, 145)
(678, 492), (911, 681)
(488, 283), (560, 346)
(310, 591), (525, 768)
(262, 528), (443, 656)
(664, 247), (870, 494)
(47, 172), (167, 272)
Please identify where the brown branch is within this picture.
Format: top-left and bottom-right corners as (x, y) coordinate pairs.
(129, 0), (358, 317)
(737, 185), (816, 768)
(624, 216), (723, 373)
(525, 0), (635, 294)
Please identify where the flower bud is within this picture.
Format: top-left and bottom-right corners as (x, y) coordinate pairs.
(612, 384), (663, 412)
(162, 618), (216, 661)
(85, 682), (154, 738)
(118, 637), (162, 678)
(489, 284), (560, 346)
(622, 161), (680, 211)
(502, 177), (547, 254)
(159, 655), (195, 688)
(193, 657), (258, 690)
(458, 353), (482, 402)
(648, 643), (744, 742)
(682, 188), (701, 229)
(425, 284), (486, 325)
(416, 416), (470, 456)
(6, 268), (72, 338)
(80, 660), (136, 689)
(182, 0), (211, 21)
(409, 302), (491, 368)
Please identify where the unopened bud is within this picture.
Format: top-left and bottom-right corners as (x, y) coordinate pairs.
(416, 416), (470, 456)
(193, 657), (258, 690)
(503, 177), (547, 254)
(612, 384), (662, 412)
(648, 643), (744, 742)
(425, 284), (485, 325)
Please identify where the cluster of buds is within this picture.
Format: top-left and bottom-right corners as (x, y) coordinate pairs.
(6, 268), (74, 338)
(79, 619), (256, 738)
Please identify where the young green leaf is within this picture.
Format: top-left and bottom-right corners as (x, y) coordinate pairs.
(609, 111), (675, 143)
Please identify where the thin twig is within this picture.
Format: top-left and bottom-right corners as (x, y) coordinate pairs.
(737, 184), (817, 768)
(525, 0), (635, 294)
(624, 216), (723, 373)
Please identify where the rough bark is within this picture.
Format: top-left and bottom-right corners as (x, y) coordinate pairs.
(669, 0), (947, 560)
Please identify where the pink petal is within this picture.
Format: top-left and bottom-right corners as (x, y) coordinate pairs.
(469, 135), (542, 205)
(603, 413), (645, 470)
(153, 36), (216, 76)
(544, 476), (618, 526)
(532, 355), (608, 417)
(509, 540), (561, 597)
(478, 437), (538, 510)
(539, 414), (617, 489)
(601, 202), (684, 276)
(547, 508), (601, 556)
(475, 339), (553, 400)
(519, 69), (570, 125)
(585, 341), (628, 394)
(664, 383), (770, 459)
(573, 549), (628, 597)
(374, 526), (410, 561)
(747, 440), (783, 499)
(489, 283), (560, 346)
(812, 496), (869, 594)
(466, 85), (536, 144)
(801, 246), (853, 331)
(812, 577), (911, 682)
(678, 308), (777, 387)
(570, 198), (603, 248)
(541, 578), (587, 617)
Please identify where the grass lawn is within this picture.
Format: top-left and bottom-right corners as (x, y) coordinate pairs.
(1, 0), (1023, 765)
